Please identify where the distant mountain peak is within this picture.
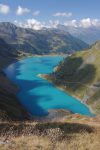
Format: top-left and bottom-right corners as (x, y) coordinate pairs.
(57, 24), (100, 44)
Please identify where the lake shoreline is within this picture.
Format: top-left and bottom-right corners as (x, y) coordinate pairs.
(1, 54), (68, 121)
(38, 73), (95, 117)
(4, 55), (95, 120)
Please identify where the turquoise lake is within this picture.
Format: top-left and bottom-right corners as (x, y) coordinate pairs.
(4, 56), (94, 117)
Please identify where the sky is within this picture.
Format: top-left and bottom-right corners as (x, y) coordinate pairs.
(0, 0), (100, 30)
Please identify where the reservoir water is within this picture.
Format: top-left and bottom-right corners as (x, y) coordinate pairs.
(4, 56), (94, 117)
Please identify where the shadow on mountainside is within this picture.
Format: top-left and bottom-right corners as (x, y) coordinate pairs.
(54, 57), (96, 91)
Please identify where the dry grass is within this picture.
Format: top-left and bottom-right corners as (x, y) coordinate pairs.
(0, 120), (100, 150)
(0, 130), (100, 150)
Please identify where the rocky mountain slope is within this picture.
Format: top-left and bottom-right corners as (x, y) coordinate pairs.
(0, 22), (89, 54)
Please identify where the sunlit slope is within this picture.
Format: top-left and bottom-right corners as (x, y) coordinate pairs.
(49, 41), (100, 114)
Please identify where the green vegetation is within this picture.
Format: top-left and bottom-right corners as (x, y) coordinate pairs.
(47, 41), (100, 114)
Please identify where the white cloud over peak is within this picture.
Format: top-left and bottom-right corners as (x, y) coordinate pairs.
(14, 19), (45, 30)
(25, 19), (45, 30)
(32, 11), (40, 16)
(14, 17), (100, 31)
(53, 12), (72, 17)
(64, 18), (100, 28)
(64, 20), (78, 27)
(16, 6), (30, 15)
(79, 18), (100, 28)
(49, 20), (59, 28)
(79, 18), (92, 28)
(0, 4), (10, 14)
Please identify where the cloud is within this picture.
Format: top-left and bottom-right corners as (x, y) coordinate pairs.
(16, 6), (30, 15)
(14, 17), (100, 30)
(64, 18), (100, 28)
(25, 19), (45, 30)
(14, 19), (45, 30)
(64, 20), (78, 27)
(49, 20), (59, 28)
(14, 20), (23, 27)
(32, 11), (40, 16)
(53, 12), (72, 17)
(79, 18), (92, 28)
(79, 18), (100, 28)
(0, 4), (10, 14)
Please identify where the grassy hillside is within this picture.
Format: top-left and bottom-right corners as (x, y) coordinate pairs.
(0, 22), (89, 54)
(46, 41), (100, 114)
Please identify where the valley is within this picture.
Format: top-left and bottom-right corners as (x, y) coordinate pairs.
(0, 22), (89, 55)
(0, 22), (100, 150)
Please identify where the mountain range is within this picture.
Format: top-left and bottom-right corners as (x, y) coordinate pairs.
(0, 22), (89, 55)
(57, 25), (100, 44)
